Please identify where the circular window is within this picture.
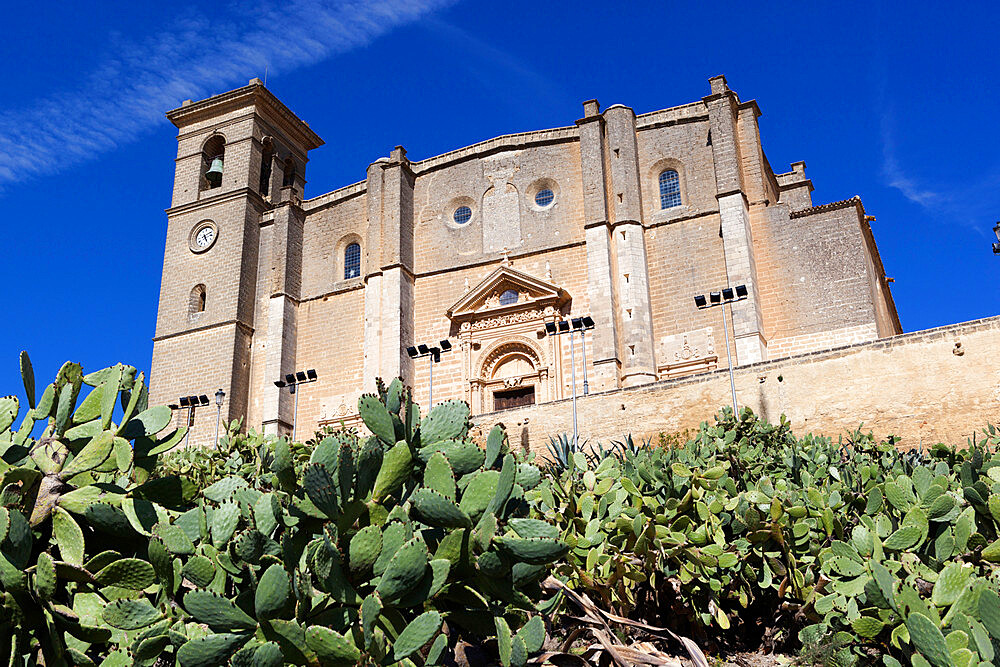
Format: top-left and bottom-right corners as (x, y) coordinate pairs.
(453, 206), (472, 225)
(188, 220), (219, 253)
(534, 189), (554, 208)
(499, 289), (518, 306)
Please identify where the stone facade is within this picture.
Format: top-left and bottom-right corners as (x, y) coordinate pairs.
(471, 316), (1000, 451)
(150, 76), (901, 446)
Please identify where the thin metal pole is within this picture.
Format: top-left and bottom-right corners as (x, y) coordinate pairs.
(214, 403), (222, 448)
(569, 332), (578, 448)
(428, 354), (434, 408)
(291, 385), (299, 443)
(721, 300), (738, 416)
(580, 330), (590, 395)
(184, 406), (193, 448)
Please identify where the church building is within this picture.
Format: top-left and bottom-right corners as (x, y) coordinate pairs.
(150, 75), (901, 445)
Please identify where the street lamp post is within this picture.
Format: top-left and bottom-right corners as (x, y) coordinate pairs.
(274, 369), (318, 442)
(214, 388), (225, 447)
(543, 315), (594, 447)
(407, 340), (452, 407)
(169, 394), (209, 447)
(693, 285), (748, 416)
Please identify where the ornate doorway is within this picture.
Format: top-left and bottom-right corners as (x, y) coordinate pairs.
(446, 264), (572, 414)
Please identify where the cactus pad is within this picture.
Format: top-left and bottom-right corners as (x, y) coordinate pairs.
(349, 524), (383, 575)
(102, 599), (163, 630)
(182, 555), (216, 588)
(303, 463), (340, 518)
(420, 400), (470, 445)
(424, 451), (457, 500)
(508, 518), (560, 540)
(393, 610), (442, 661)
(183, 590), (258, 631)
(95, 557), (156, 590)
(495, 536), (568, 564)
(372, 441), (413, 503)
(255, 563), (290, 619)
(177, 633), (252, 667)
(376, 537), (429, 604)
(906, 612), (952, 667)
(412, 488), (473, 529)
(304, 625), (362, 664)
(359, 394), (395, 445)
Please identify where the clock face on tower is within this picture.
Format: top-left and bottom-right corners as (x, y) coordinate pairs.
(196, 226), (215, 248)
(189, 221), (219, 253)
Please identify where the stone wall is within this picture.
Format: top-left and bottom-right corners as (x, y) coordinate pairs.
(471, 316), (1000, 451)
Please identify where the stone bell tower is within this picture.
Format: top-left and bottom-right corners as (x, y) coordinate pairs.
(149, 79), (323, 446)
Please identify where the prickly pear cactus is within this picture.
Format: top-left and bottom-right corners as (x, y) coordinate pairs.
(0, 352), (188, 665)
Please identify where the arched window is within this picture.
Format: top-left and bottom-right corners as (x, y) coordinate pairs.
(499, 289), (518, 305)
(658, 169), (681, 209)
(201, 136), (226, 191)
(190, 284), (206, 314)
(282, 157), (297, 188)
(344, 243), (361, 279)
(259, 139), (274, 196)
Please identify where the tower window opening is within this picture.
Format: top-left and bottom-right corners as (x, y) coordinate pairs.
(344, 242), (361, 279)
(190, 284), (207, 314)
(259, 139), (274, 196)
(282, 157), (297, 188)
(201, 135), (226, 191)
(658, 169), (681, 209)
(499, 289), (518, 305)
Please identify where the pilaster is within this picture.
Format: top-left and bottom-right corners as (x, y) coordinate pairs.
(603, 105), (656, 386)
(705, 75), (767, 364)
(261, 186), (304, 435)
(577, 100), (621, 391)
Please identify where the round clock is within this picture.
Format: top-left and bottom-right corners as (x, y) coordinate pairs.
(189, 221), (218, 253)
(195, 226), (215, 248)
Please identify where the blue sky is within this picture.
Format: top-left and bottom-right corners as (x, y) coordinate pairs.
(1, 0), (998, 393)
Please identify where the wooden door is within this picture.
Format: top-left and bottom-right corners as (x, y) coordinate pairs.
(493, 386), (535, 411)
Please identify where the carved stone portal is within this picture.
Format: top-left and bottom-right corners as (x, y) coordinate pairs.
(656, 327), (718, 379)
(447, 264), (571, 414)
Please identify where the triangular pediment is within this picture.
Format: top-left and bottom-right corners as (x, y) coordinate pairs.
(447, 265), (569, 322)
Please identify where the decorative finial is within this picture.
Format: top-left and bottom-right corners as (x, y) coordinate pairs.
(545, 261), (552, 280)
(500, 247), (511, 266)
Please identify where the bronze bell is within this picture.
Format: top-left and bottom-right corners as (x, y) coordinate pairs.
(205, 156), (224, 186)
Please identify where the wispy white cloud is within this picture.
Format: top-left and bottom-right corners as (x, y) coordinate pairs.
(880, 112), (942, 208)
(0, 0), (452, 188)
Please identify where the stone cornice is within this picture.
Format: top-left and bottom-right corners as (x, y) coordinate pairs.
(152, 319), (253, 343)
(789, 196), (864, 219)
(166, 82), (323, 151)
(165, 187), (269, 217)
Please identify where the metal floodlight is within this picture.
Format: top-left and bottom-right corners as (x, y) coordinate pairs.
(417, 343), (429, 355)
(295, 371), (307, 383)
(198, 395), (210, 406)
(558, 320), (570, 333)
(571, 318), (583, 330)
(430, 347), (441, 362)
(735, 284), (748, 298)
(694, 294), (707, 308)
(168, 403), (179, 410)
(439, 339), (452, 351)
(722, 287), (734, 301)
(581, 316), (595, 329)
(179, 396), (191, 408)
(544, 322), (557, 335)
(285, 373), (295, 385)
(406, 346), (419, 358)
(306, 369), (317, 380)
(274, 380), (286, 388)
(710, 292), (722, 304)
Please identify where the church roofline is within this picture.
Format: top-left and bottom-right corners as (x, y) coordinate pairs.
(167, 79), (324, 150)
(302, 98), (713, 207)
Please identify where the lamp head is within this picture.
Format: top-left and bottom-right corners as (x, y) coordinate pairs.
(198, 395), (210, 406)
(694, 294), (707, 308)
(439, 339), (452, 351)
(571, 317), (583, 329)
(274, 380), (286, 388)
(581, 316), (595, 329)
(544, 322), (557, 335)
(285, 373), (295, 385)
(179, 396), (191, 407)
(295, 371), (307, 383)
(215, 389), (225, 406)
(709, 292), (722, 304)
(306, 369), (317, 380)
(735, 284), (748, 298)
(406, 346), (418, 358)
(417, 343), (429, 355)
(557, 320), (570, 333)
(722, 287), (734, 301)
